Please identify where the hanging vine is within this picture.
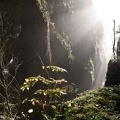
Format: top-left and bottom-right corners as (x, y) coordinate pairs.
(36, 0), (52, 64)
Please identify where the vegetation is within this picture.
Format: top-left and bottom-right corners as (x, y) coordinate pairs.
(20, 66), (69, 119)
(54, 85), (120, 120)
(1, 1), (118, 120)
(0, 12), (21, 120)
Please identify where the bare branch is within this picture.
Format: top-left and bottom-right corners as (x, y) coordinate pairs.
(0, 11), (21, 119)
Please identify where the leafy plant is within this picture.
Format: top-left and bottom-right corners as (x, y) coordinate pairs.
(20, 65), (69, 119)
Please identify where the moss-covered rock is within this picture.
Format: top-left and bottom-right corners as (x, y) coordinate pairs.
(105, 59), (120, 86)
(53, 85), (120, 120)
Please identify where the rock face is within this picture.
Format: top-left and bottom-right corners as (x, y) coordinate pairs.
(1, 0), (49, 81)
(105, 59), (120, 86)
(105, 37), (120, 87)
(0, 0), (105, 92)
(0, 0), (23, 24)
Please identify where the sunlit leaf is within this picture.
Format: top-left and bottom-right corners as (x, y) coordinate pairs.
(22, 98), (28, 104)
(26, 87), (29, 90)
(34, 89), (44, 95)
(28, 109), (33, 113)
(46, 66), (67, 73)
(51, 105), (56, 109)
(42, 66), (45, 69)
(44, 91), (47, 96)
(30, 98), (40, 105)
(56, 88), (61, 91)
(21, 74), (68, 91)
(42, 113), (50, 120)
(60, 91), (66, 94)
(34, 87), (67, 98)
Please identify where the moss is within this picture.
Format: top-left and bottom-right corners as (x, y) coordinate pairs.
(54, 85), (120, 120)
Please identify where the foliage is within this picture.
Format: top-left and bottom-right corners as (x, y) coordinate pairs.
(53, 85), (120, 120)
(21, 66), (67, 91)
(43, 65), (67, 72)
(20, 65), (69, 119)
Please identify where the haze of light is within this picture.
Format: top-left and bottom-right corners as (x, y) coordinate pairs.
(92, 0), (120, 24)
(92, 0), (120, 57)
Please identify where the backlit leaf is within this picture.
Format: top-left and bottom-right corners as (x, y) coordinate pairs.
(51, 105), (56, 109)
(28, 109), (33, 113)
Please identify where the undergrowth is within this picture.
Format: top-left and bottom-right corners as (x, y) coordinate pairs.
(54, 85), (120, 120)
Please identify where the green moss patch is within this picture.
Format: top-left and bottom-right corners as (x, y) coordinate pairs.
(54, 85), (120, 120)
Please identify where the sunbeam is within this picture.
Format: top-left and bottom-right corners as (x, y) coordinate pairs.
(92, 0), (120, 87)
(92, 0), (120, 23)
(92, 0), (120, 56)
